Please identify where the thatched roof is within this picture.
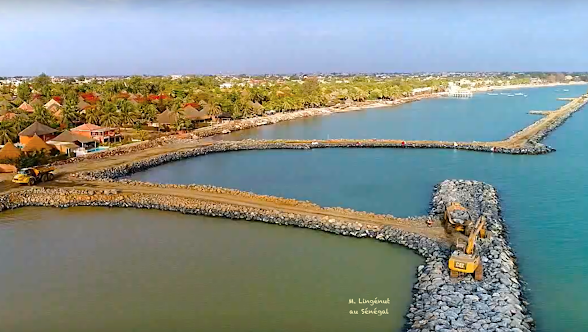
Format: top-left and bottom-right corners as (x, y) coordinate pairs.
(185, 105), (212, 121)
(18, 102), (34, 113)
(22, 134), (54, 153)
(19, 121), (57, 137)
(30, 98), (43, 107)
(44, 99), (61, 109)
(77, 100), (91, 111)
(156, 109), (180, 125)
(47, 104), (61, 113)
(71, 123), (113, 132)
(50, 130), (96, 144)
(0, 141), (23, 159)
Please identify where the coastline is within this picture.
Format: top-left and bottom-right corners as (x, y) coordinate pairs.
(473, 81), (587, 93)
(42, 81), (587, 168)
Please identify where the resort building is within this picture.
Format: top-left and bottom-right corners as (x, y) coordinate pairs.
(47, 130), (98, 155)
(447, 82), (473, 98)
(71, 123), (122, 143)
(18, 121), (57, 145)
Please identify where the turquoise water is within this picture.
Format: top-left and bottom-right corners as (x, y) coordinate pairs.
(220, 85), (586, 142)
(133, 84), (588, 331)
(88, 146), (110, 153)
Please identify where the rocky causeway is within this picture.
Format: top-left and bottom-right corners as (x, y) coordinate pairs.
(0, 178), (534, 332)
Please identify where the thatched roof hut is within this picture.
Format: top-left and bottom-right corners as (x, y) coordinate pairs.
(0, 141), (23, 160)
(19, 121), (57, 137)
(22, 134), (54, 153)
(77, 100), (91, 111)
(30, 98), (43, 107)
(156, 109), (180, 125)
(50, 130), (96, 144)
(185, 105), (212, 121)
(18, 102), (34, 113)
(44, 99), (61, 109)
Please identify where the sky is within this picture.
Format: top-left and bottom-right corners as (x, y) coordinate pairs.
(0, 0), (587, 76)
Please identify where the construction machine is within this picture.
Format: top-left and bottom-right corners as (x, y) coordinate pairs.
(448, 216), (486, 281)
(443, 202), (487, 238)
(12, 166), (55, 186)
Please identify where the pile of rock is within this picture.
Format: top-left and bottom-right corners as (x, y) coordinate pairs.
(409, 179), (534, 332)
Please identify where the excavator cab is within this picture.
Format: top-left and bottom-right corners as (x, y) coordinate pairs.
(448, 216), (486, 281)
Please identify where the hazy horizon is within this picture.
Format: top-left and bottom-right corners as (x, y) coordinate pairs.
(1, 0), (587, 76)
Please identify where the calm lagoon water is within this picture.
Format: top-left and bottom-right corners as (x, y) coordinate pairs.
(0, 207), (421, 332)
(132, 84), (588, 331)
(220, 85), (586, 142)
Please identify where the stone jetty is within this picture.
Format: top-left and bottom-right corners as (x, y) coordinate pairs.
(51, 94), (588, 170)
(411, 179), (534, 332)
(0, 178), (533, 332)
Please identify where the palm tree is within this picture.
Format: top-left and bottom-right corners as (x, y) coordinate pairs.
(0, 121), (17, 144)
(84, 106), (102, 125)
(12, 114), (32, 133)
(100, 102), (120, 128)
(200, 100), (221, 117)
(140, 104), (159, 123)
(32, 105), (55, 126)
(169, 102), (184, 120)
(61, 100), (79, 128)
(117, 99), (137, 127)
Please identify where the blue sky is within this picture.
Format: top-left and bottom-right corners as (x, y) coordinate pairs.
(0, 0), (587, 76)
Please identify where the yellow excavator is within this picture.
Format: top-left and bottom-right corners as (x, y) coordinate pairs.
(444, 202), (486, 238)
(448, 215), (486, 281)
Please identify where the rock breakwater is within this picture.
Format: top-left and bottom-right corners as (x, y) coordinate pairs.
(413, 179), (534, 332)
(72, 140), (552, 182)
(0, 179), (533, 332)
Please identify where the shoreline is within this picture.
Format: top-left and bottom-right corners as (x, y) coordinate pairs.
(44, 82), (587, 167)
(0, 180), (533, 331)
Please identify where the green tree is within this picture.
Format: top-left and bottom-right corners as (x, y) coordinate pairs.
(117, 99), (138, 127)
(32, 105), (55, 126)
(100, 102), (120, 127)
(140, 104), (159, 123)
(200, 100), (221, 117)
(17, 83), (32, 101)
(84, 106), (102, 125)
(61, 100), (79, 128)
(11, 114), (32, 133)
(0, 121), (17, 144)
(33, 73), (52, 91)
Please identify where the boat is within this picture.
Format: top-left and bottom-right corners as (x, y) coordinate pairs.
(507, 94), (515, 97)
(514, 93), (524, 96)
(487, 93), (498, 96)
(523, 94), (528, 97)
(563, 89), (570, 92)
(500, 93), (508, 95)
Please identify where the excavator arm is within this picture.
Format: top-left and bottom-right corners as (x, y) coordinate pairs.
(465, 216), (486, 255)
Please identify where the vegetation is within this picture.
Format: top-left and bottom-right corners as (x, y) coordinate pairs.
(0, 72), (583, 146)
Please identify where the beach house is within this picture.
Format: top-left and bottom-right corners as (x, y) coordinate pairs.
(71, 123), (122, 143)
